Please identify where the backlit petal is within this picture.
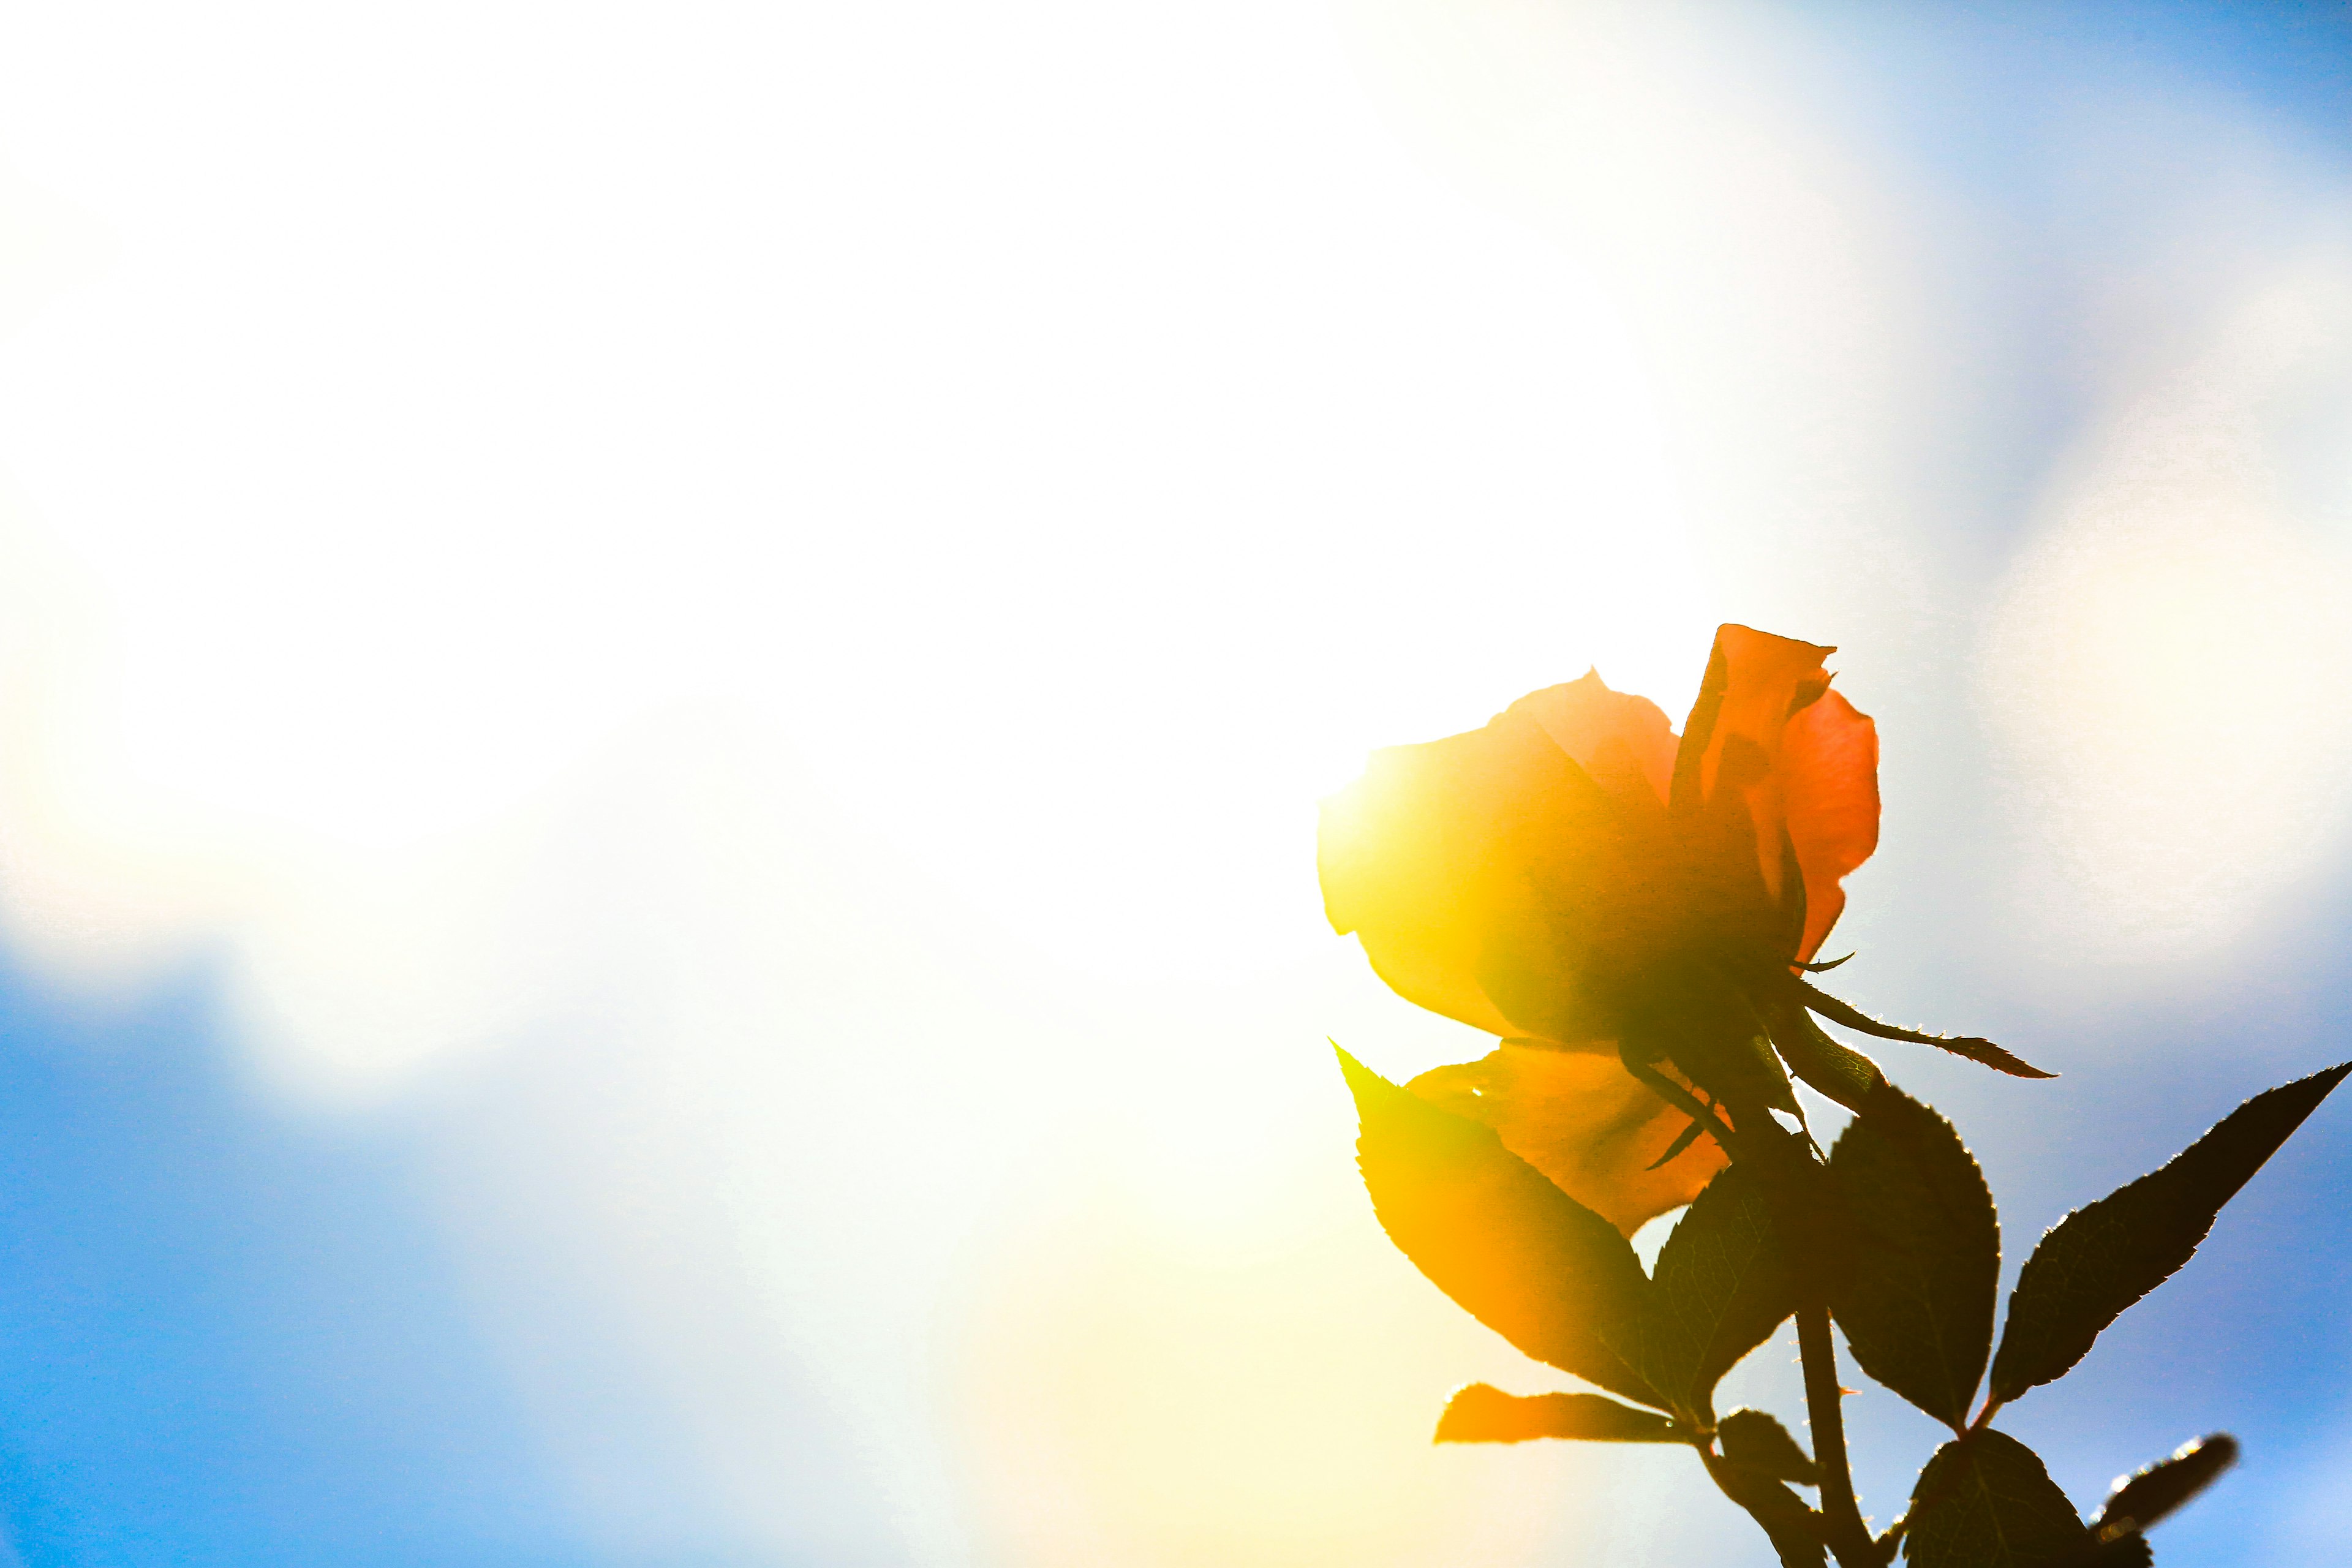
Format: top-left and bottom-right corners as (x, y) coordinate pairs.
(1409, 1044), (1728, 1236)
(1320, 681), (1673, 1041)
(1519, 671), (1678, 811)
(1670, 624), (1855, 955)
(1779, 688), (1879, 960)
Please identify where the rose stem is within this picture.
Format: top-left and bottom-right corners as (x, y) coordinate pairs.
(1798, 1303), (1878, 1566)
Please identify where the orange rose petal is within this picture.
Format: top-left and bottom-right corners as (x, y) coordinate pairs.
(1319, 688), (1657, 1041)
(1681, 625), (1836, 810)
(1319, 729), (1538, 1038)
(1672, 624), (1860, 948)
(1409, 1044), (1728, 1237)
(1517, 672), (1678, 812)
(1779, 688), (1880, 962)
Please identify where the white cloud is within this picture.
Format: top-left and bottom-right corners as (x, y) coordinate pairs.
(1980, 226), (2352, 968)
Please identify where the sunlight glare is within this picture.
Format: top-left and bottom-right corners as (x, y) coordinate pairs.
(0, 1), (1707, 1071)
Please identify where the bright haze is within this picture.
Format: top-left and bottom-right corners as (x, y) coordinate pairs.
(0, 3), (2346, 1565)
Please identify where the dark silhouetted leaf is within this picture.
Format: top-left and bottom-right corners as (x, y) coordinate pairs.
(1633, 1160), (1798, 1422)
(2092, 1536), (2152, 1566)
(1709, 1451), (1827, 1567)
(2095, 1433), (2237, 1540)
(1903, 1431), (2092, 1567)
(1719, 1408), (1819, 1486)
(1796, 979), (2056, 1079)
(1991, 1063), (2351, 1403)
(1830, 1084), (1999, 1428)
(1338, 1049), (1659, 1408)
(1433, 1383), (1683, 1444)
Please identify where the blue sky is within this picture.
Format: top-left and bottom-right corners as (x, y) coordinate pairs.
(1, 1), (2351, 1564)
(0, 957), (582, 1567)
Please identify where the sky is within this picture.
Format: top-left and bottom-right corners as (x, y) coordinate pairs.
(0, 1), (2349, 1563)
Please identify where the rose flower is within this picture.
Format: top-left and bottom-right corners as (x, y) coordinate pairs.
(1320, 624), (2043, 1235)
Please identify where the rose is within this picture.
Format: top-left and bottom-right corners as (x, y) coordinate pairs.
(1320, 624), (2041, 1233)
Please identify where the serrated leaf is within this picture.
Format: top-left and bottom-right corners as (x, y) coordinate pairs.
(2095, 1433), (2236, 1539)
(1904, 1431), (2092, 1567)
(1433, 1383), (1683, 1444)
(1631, 1159), (1798, 1422)
(1991, 1063), (2351, 1404)
(1338, 1049), (1660, 1408)
(1830, 1083), (1999, 1428)
(1719, 1407), (1819, 1486)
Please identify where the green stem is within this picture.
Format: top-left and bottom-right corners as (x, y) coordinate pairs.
(1798, 1304), (1879, 1566)
(1695, 1444), (1828, 1566)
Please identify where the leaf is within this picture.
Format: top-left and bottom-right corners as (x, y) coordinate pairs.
(1903, 1431), (2093, 1567)
(1433, 1383), (1683, 1444)
(1718, 1408), (1819, 1486)
(1830, 1084), (2000, 1428)
(1632, 1160), (1799, 1422)
(1990, 1063), (2352, 1404)
(2095, 1433), (2237, 1539)
(1338, 1048), (1660, 1408)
